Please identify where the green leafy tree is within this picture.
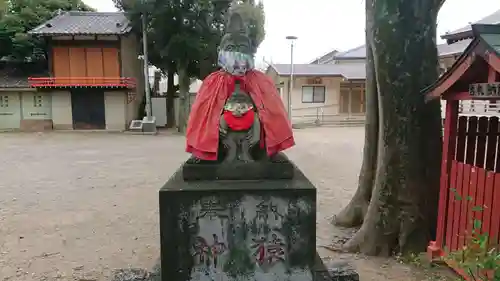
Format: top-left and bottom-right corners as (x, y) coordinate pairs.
(114, 0), (231, 127)
(114, 0), (265, 130)
(332, 0), (446, 255)
(0, 0), (93, 61)
(0, 0), (6, 15)
(231, 0), (265, 54)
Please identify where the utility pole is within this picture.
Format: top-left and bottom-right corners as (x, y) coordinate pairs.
(142, 13), (152, 118)
(140, 11), (156, 133)
(286, 35), (297, 122)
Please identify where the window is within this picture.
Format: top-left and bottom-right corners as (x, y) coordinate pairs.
(0, 95), (9, 107)
(33, 95), (43, 107)
(302, 86), (325, 103)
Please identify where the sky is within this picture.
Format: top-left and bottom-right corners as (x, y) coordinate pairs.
(83, 0), (500, 65)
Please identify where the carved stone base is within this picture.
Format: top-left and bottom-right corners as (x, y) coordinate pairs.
(182, 152), (294, 181)
(159, 165), (316, 281)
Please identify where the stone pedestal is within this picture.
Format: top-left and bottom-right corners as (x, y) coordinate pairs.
(182, 153), (294, 181)
(159, 163), (316, 281)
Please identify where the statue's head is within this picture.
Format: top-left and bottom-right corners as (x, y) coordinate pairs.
(218, 11), (255, 76)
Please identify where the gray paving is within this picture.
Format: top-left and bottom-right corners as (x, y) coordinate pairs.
(1, 128), (432, 281)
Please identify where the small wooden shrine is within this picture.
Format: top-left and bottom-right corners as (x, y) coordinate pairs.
(425, 24), (500, 280)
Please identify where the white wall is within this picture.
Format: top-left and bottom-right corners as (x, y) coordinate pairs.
(22, 92), (52, 120)
(278, 76), (342, 119)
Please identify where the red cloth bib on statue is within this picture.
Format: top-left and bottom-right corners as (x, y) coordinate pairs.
(186, 70), (295, 160)
(223, 110), (255, 131)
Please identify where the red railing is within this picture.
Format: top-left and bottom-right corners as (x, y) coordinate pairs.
(445, 161), (500, 252)
(28, 77), (136, 88)
(431, 115), (500, 280)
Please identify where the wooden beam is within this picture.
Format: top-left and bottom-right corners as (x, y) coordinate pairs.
(47, 38), (54, 77)
(436, 100), (459, 247)
(488, 64), (498, 83)
(428, 55), (474, 99)
(443, 91), (472, 100)
(0, 88), (36, 92)
(450, 87), (500, 100)
(118, 36), (123, 77)
(51, 40), (120, 48)
(348, 81), (352, 117)
(487, 52), (500, 74)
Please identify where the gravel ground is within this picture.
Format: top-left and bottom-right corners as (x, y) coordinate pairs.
(0, 128), (456, 281)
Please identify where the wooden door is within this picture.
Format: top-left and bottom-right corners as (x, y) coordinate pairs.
(339, 89), (349, 113)
(71, 89), (106, 129)
(350, 89), (364, 114)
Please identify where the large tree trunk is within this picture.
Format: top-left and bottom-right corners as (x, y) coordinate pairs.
(166, 70), (177, 128)
(177, 63), (191, 133)
(332, 32), (378, 228)
(338, 0), (444, 255)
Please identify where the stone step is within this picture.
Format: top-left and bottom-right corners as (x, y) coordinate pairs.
(111, 253), (360, 281)
(314, 255), (360, 281)
(322, 122), (365, 127)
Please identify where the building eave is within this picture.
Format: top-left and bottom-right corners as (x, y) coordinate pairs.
(276, 74), (345, 78)
(0, 87), (35, 91)
(30, 31), (131, 36)
(423, 39), (479, 101)
(334, 57), (365, 60)
(423, 24), (500, 101)
(441, 31), (473, 42)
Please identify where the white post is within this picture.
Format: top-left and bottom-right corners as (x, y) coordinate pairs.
(286, 35), (298, 122)
(348, 81), (352, 119)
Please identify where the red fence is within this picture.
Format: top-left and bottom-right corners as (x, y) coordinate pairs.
(442, 115), (500, 253)
(28, 77), (136, 88)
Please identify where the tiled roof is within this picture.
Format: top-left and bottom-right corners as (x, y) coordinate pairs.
(334, 45), (366, 59)
(477, 29), (500, 56)
(0, 62), (48, 88)
(423, 24), (500, 100)
(272, 39), (470, 79)
(311, 11), (499, 63)
(436, 39), (472, 57)
(310, 50), (339, 64)
(29, 11), (132, 36)
(269, 63), (366, 80)
(326, 40), (469, 61)
(441, 9), (500, 42)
